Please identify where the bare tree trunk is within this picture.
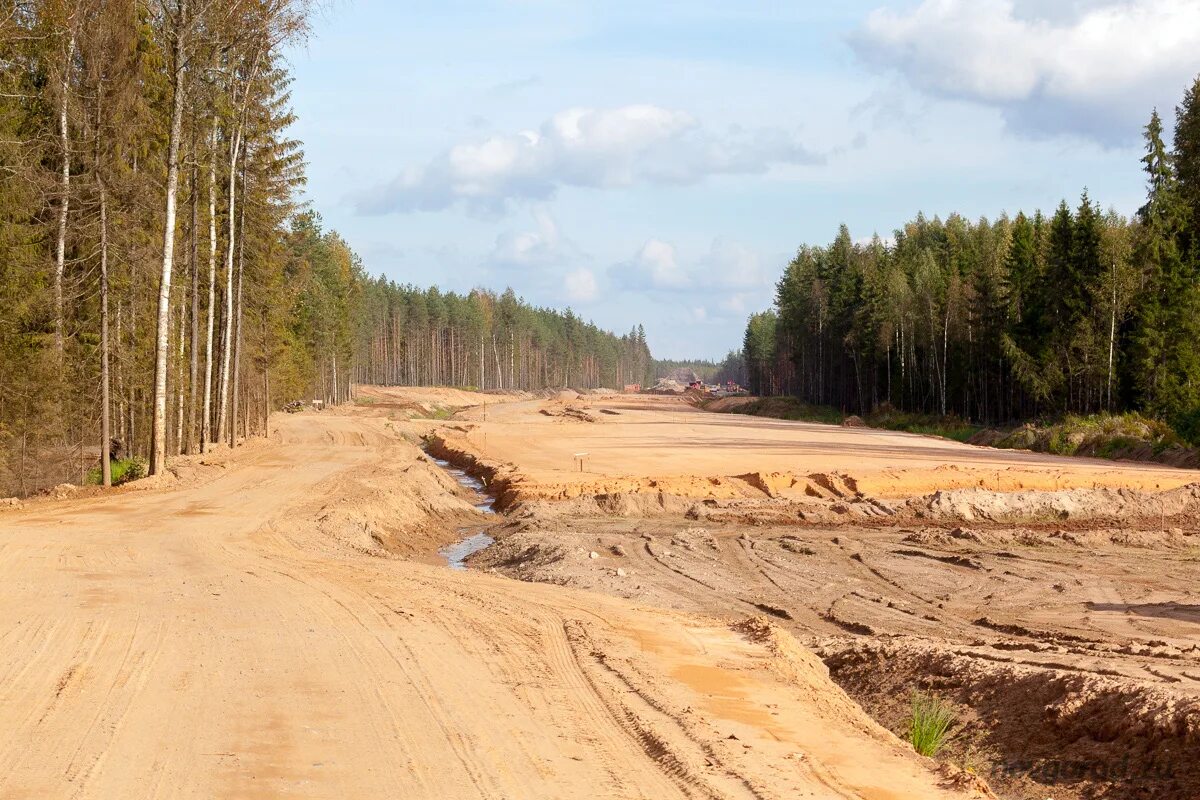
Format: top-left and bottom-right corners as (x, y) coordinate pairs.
(99, 175), (112, 487)
(1107, 261), (1117, 412)
(216, 126), (241, 444)
(263, 317), (270, 438)
(942, 305), (950, 417)
(175, 290), (186, 454)
(201, 119), (218, 451)
(54, 33), (76, 359)
(116, 300), (125, 446)
(92, 70), (112, 487)
(493, 335), (503, 390)
(187, 154), (200, 453)
(149, 2), (187, 476)
(229, 182), (245, 447)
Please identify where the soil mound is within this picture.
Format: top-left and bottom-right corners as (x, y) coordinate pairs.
(823, 640), (1200, 800)
(539, 405), (597, 423)
(703, 396), (755, 412)
(904, 483), (1200, 524)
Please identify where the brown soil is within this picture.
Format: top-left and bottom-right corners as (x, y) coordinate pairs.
(0, 386), (992, 799)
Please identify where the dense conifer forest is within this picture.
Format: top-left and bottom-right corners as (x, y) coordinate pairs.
(0, 2), (652, 496)
(743, 77), (1200, 439)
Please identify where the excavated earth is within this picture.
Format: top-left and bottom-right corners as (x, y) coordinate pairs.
(427, 391), (1200, 800)
(0, 386), (1000, 800)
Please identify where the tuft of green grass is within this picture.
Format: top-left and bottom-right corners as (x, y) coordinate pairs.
(86, 457), (146, 487)
(419, 406), (455, 420)
(862, 406), (981, 441)
(909, 690), (956, 757)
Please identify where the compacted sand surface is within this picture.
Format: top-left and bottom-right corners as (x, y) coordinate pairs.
(0, 390), (991, 800)
(438, 393), (1199, 501)
(427, 390), (1200, 800)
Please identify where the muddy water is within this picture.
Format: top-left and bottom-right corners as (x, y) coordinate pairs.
(430, 455), (496, 569)
(439, 532), (495, 571)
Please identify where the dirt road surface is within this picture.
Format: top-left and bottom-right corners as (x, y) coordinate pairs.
(0, 400), (988, 799)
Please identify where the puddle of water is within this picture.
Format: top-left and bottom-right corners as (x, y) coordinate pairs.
(439, 532), (495, 571)
(428, 453), (497, 568)
(430, 456), (496, 514)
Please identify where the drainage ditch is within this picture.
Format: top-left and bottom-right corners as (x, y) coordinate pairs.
(429, 454), (498, 569)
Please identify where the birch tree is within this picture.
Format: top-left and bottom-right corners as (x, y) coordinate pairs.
(148, 0), (190, 476)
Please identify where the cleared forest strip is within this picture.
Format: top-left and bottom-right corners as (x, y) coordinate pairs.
(0, 398), (993, 799)
(424, 394), (1200, 529)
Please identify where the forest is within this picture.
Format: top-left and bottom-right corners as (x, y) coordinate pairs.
(0, 2), (652, 497)
(743, 76), (1200, 438)
(353, 281), (654, 394)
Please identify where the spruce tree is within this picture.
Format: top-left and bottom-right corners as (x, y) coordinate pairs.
(1130, 110), (1199, 417)
(1173, 75), (1200, 254)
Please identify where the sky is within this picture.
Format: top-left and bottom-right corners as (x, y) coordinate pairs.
(286, 0), (1200, 360)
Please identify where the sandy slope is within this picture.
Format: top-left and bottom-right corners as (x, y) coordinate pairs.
(441, 394), (1199, 501)
(0, 405), (987, 799)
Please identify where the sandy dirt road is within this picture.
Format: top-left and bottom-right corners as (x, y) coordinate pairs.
(0, 403), (986, 799)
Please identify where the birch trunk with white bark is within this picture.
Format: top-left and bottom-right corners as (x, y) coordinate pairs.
(54, 34), (76, 359)
(187, 157), (200, 453)
(216, 127), (241, 445)
(99, 176), (111, 487)
(175, 290), (186, 454)
(229, 180), (246, 446)
(149, 0), (187, 476)
(201, 119), (218, 452)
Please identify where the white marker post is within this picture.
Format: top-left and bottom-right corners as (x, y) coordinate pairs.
(574, 452), (589, 473)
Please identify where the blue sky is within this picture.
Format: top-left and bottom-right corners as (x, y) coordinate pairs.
(286, 0), (1200, 359)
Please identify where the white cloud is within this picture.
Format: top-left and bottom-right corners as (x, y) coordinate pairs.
(697, 238), (769, 290)
(564, 268), (598, 303)
(616, 239), (690, 289)
(851, 0), (1200, 144)
(356, 104), (824, 214)
(720, 294), (748, 315)
(612, 236), (771, 293)
(489, 207), (566, 268)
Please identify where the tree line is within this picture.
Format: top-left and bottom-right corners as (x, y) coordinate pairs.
(352, 282), (655, 393)
(0, 0), (322, 495)
(0, 3), (655, 497)
(742, 76), (1200, 437)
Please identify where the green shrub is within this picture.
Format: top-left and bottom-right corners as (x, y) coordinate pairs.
(86, 457), (146, 487)
(419, 406), (455, 420)
(909, 691), (956, 757)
